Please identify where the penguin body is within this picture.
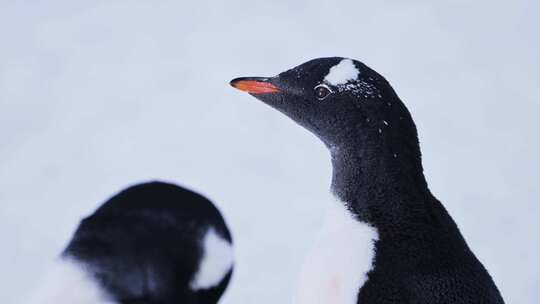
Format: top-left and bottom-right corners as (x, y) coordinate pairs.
(294, 198), (378, 304)
(29, 181), (233, 304)
(231, 57), (504, 304)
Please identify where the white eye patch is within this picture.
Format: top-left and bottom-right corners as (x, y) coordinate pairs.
(324, 59), (360, 86)
(190, 227), (234, 291)
(322, 59), (382, 99)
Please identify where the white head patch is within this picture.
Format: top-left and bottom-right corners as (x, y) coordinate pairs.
(190, 227), (234, 290)
(324, 59), (360, 86)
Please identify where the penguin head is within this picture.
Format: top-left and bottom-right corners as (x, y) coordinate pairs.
(61, 181), (234, 304)
(231, 57), (414, 148)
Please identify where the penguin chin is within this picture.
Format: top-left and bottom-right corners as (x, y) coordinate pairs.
(248, 92), (287, 114)
(248, 91), (280, 101)
(248, 93), (330, 143)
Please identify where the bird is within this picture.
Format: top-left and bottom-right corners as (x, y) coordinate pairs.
(27, 181), (234, 304)
(230, 57), (505, 304)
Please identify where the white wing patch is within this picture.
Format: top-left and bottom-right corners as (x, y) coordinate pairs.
(190, 227), (234, 290)
(26, 257), (116, 304)
(293, 198), (379, 304)
(324, 59), (360, 86)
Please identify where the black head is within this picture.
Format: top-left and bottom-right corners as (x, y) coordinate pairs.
(231, 57), (417, 150)
(63, 181), (233, 304)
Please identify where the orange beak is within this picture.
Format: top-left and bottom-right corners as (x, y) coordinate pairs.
(230, 77), (281, 94)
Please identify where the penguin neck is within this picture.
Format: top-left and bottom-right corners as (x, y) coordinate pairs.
(329, 133), (430, 228)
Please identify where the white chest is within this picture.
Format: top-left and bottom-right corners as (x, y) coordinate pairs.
(293, 199), (379, 304)
(26, 258), (116, 304)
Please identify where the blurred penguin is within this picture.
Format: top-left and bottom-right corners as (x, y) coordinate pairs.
(28, 181), (234, 304)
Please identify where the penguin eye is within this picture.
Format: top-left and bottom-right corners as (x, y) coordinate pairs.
(314, 84), (332, 100)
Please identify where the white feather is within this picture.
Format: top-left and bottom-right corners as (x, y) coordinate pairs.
(190, 227), (234, 290)
(324, 59), (360, 86)
(293, 198), (379, 304)
(26, 257), (115, 304)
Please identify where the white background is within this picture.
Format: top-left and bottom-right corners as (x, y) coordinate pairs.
(1, 1), (538, 303)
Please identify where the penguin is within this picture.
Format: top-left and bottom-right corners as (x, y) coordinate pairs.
(230, 57), (505, 304)
(28, 181), (234, 304)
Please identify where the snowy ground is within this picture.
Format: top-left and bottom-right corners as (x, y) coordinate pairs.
(1, 1), (539, 303)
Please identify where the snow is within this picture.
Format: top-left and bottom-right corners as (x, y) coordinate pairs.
(324, 59), (360, 86)
(190, 227), (234, 290)
(1, 1), (539, 304)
